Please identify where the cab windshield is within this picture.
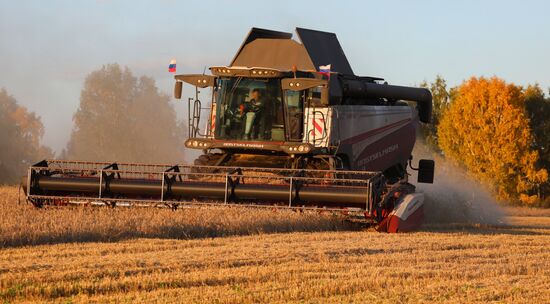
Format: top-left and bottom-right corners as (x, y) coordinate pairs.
(215, 78), (285, 141)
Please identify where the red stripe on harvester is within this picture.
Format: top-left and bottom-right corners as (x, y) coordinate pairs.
(313, 118), (323, 133)
(341, 118), (411, 145)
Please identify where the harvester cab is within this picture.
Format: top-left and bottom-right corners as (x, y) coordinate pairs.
(23, 27), (435, 233)
(175, 70), (330, 159)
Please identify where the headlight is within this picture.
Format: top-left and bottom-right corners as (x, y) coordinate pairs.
(284, 144), (312, 154)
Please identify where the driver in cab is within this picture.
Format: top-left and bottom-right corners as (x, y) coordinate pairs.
(242, 88), (264, 140)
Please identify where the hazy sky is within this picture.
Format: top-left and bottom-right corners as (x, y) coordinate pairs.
(1, 0), (549, 153)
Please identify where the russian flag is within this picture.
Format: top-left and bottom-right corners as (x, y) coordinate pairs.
(168, 59), (176, 73)
(319, 64), (331, 78)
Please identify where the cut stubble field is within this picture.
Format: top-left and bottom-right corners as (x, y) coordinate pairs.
(1, 186), (550, 303)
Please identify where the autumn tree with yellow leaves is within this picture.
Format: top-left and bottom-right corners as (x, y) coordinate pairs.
(437, 77), (548, 204)
(65, 64), (186, 163)
(0, 89), (53, 183)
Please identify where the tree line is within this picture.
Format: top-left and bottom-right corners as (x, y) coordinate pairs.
(0, 64), (186, 184)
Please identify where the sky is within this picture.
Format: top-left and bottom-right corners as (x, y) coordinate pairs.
(1, 0), (549, 153)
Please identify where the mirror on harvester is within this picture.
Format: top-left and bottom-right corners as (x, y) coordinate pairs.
(417, 159), (435, 183)
(174, 81), (183, 99)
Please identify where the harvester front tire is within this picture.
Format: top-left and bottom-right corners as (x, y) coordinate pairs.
(191, 153), (226, 174)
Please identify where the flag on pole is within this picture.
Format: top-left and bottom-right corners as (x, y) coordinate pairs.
(319, 64), (331, 78)
(168, 59), (177, 73)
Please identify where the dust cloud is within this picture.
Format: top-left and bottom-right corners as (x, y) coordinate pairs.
(411, 139), (507, 226)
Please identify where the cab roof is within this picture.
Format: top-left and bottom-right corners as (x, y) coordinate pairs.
(230, 27), (354, 75)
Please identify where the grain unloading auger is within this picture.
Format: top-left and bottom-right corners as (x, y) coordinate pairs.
(22, 27), (435, 232)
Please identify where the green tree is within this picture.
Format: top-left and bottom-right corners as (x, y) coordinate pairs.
(66, 64), (185, 163)
(523, 84), (550, 200)
(419, 75), (451, 150)
(437, 77), (547, 204)
(0, 89), (53, 183)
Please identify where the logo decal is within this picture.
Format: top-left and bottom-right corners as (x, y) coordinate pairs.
(357, 144), (399, 167)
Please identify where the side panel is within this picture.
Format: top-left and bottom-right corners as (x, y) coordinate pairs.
(333, 105), (417, 171)
(303, 107), (332, 147)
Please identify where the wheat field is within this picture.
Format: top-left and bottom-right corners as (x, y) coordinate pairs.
(1, 186), (550, 303)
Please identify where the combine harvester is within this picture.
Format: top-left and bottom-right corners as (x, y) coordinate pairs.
(23, 28), (434, 232)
